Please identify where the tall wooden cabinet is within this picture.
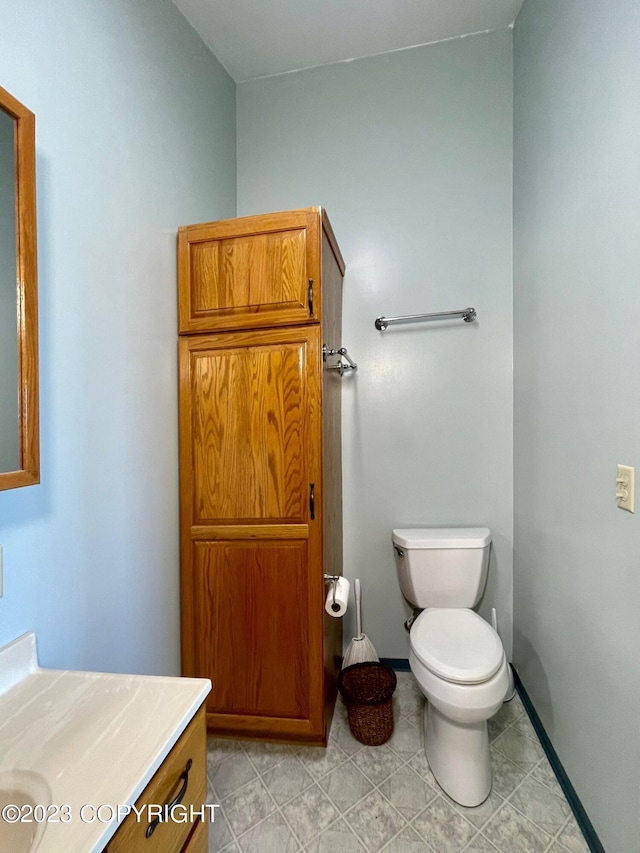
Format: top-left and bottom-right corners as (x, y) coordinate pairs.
(177, 208), (344, 743)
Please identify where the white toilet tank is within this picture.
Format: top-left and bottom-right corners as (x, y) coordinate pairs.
(392, 528), (491, 608)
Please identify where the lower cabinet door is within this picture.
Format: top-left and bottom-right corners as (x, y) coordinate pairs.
(191, 540), (324, 740)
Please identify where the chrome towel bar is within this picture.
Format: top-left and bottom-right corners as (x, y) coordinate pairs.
(375, 307), (477, 330)
(323, 345), (358, 376)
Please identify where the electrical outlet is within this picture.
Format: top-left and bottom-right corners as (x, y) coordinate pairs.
(0, 545), (3, 597)
(616, 465), (635, 513)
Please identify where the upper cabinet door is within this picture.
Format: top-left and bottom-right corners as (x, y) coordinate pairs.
(178, 209), (322, 333)
(179, 325), (321, 539)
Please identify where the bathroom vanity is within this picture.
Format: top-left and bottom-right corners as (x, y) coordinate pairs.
(0, 633), (211, 852)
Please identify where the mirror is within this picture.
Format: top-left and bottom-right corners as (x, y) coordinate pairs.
(0, 86), (38, 490)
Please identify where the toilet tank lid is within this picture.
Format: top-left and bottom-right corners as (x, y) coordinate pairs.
(392, 527), (491, 549)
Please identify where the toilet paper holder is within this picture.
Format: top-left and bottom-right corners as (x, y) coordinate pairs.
(324, 574), (342, 612)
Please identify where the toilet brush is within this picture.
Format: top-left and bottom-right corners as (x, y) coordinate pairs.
(342, 578), (379, 668)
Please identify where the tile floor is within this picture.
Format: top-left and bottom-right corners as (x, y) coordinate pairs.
(206, 674), (590, 853)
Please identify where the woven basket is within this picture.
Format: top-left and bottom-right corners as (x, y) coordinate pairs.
(337, 662), (397, 746)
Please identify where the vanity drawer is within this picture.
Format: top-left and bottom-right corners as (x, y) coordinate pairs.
(106, 705), (207, 853)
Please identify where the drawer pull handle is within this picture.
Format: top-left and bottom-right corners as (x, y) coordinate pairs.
(145, 758), (193, 839)
(308, 279), (314, 317)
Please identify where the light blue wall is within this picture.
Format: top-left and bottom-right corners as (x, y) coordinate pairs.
(237, 30), (514, 658)
(0, 0), (236, 673)
(513, 2), (640, 850)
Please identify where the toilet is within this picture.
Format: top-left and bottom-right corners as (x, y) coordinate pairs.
(392, 527), (510, 807)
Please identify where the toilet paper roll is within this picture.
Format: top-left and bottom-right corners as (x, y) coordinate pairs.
(325, 576), (350, 617)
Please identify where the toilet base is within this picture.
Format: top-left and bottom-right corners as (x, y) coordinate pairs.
(424, 702), (491, 807)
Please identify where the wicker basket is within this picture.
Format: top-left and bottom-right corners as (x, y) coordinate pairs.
(337, 662), (397, 746)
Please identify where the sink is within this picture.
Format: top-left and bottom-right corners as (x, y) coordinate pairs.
(0, 770), (51, 852)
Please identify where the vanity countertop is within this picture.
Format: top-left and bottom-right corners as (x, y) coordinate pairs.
(0, 633), (211, 853)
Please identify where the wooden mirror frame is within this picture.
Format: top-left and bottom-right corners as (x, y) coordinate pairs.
(0, 85), (39, 490)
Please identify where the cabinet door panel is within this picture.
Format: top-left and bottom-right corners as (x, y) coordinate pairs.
(191, 229), (306, 314)
(190, 340), (306, 525)
(178, 210), (321, 332)
(193, 541), (315, 721)
(181, 327), (319, 529)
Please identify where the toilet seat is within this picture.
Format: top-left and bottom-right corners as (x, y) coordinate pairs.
(411, 609), (503, 685)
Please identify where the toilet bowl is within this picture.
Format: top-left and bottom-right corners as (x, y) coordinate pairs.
(409, 608), (510, 806)
(392, 528), (510, 807)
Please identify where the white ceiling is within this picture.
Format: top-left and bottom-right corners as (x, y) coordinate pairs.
(173, 0), (525, 82)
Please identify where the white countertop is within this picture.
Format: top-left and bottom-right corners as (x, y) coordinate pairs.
(0, 633), (211, 853)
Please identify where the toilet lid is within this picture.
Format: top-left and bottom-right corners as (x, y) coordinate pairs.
(411, 609), (504, 684)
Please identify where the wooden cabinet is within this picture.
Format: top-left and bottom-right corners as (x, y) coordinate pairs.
(105, 706), (207, 853)
(178, 208), (344, 743)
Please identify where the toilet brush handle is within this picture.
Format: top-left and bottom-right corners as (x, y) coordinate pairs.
(354, 578), (362, 639)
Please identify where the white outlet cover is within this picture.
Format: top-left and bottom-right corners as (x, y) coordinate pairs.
(617, 464), (635, 513)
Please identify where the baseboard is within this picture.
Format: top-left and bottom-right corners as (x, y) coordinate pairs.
(514, 669), (605, 853)
(379, 657), (411, 672)
(339, 657), (412, 672)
